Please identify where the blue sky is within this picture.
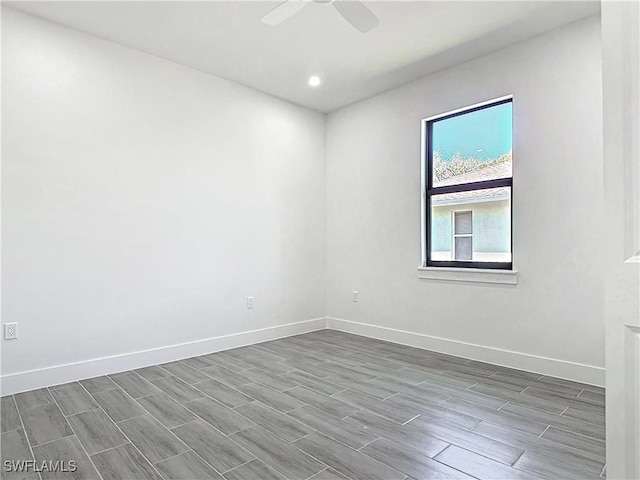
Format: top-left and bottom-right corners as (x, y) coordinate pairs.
(432, 102), (512, 161)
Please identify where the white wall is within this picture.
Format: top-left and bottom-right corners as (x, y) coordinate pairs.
(1, 9), (605, 391)
(326, 17), (604, 375)
(1, 9), (326, 379)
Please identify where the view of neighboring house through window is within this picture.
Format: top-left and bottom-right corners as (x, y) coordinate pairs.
(425, 98), (513, 269)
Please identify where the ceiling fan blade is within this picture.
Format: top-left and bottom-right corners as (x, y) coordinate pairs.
(261, 0), (307, 26)
(333, 0), (379, 33)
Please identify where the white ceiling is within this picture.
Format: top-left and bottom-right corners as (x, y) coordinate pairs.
(8, 1), (600, 112)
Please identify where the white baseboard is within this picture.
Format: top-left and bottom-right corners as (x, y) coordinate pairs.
(326, 317), (605, 387)
(0, 318), (327, 395)
(1, 316), (605, 394)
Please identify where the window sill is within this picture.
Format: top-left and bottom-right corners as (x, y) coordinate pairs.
(417, 266), (518, 285)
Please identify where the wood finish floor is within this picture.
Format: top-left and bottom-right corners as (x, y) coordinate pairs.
(1, 330), (605, 480)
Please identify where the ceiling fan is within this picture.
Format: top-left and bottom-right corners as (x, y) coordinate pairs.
(261, 0), (379, 33)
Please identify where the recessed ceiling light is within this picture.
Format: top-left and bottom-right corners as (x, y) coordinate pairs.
(308, 76), (321, 87)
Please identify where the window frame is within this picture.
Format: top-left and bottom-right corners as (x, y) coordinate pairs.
(424, 97), (513, 270)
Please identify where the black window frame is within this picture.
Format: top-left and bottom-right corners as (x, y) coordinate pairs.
(425, 98), (513, 270)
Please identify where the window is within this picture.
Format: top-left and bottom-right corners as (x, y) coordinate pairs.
(424, 97), (513, 270)
(453, 211), (473, 260)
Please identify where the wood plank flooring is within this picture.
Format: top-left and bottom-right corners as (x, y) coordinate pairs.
(1, 330), (606, 479)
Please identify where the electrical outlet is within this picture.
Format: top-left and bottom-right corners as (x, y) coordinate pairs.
(247, 296), (254, 309)
(353, 291), (359, 303)
(4, 323), (18, 340)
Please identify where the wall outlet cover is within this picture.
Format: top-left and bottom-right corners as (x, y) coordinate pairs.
(4, 323), (18, 340)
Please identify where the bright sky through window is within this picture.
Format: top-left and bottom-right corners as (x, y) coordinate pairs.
(432, 102), (512, 161)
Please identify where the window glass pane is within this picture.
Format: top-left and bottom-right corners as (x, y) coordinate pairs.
(431, 102), (512, 188)
(454, 237), (472, 260)
(430, 187), (511, 263)
(454, 211), (472, 235)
